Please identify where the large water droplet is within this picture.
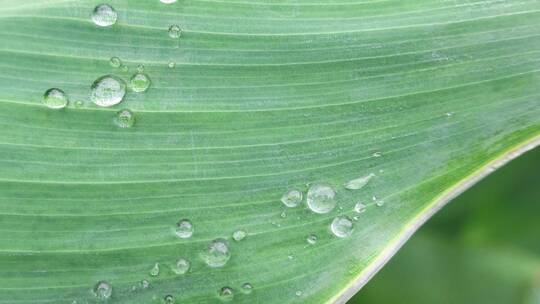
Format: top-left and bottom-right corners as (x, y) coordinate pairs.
(201, 238), (230, 268)
(306, 183), (336, 214)
(171, 258), (190, 275)
(113, 109), (135, 128)
(281, 189), (302, 208)
(331, 216), (354, 238)
(168, 25), (181, 38)
(218, 287), (234, 302)
(241, 283), (253, 294)
(344, 173), (375, 190)
(130, 73), (151, 93)
(90, 75), (126, 107)
(354, 202), (366, 213)
(164, 295), (175, 304)
(43, 88), (68, 109)
(232, 230), (246, 242)
(175, 219), (193, 239)
(92, 4), (117, 27)
(149, 262), (160, 276)
(93, 281), (112, 300)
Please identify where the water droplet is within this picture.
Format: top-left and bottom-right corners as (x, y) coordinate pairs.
(218, 287), (234, 302)
(168, 61), (176, 68)
(130, 73), (151, 93)
(175, 219), (193, 239)
(43, 88), (68, 109)
(140, 279), (150, 289)
(110, 57), (121, 68)
(92, 4), (117, 27)
(353, 216), (359, 221)
(74, 100), (83, 108)
(201, 238), (230, 268)
(121, 65), (129, 72)
(168, 25), (181, 38)
(280, 211), (287, 218)
(164, 295), (175, 304)
(232, 230), (246, 242)
(287, 254), (294, 260)
(372, 152), (382, 158)
(149, 263), (160, 276)
(354, 202), (366, 213)
(241, 283), (253, 294)
(171, 258), (190, 275)
(306, 183), (336, 214)
(307, 234), (318, 245)
(281, 189), (302, 208)
(113, 109), (135, 128)
(93, 281), (112, 300)
(136, 65), (144, 73)
(376, 200), (385, 207)
(331, 216), (354, 238)
(295, 290), (303, 297)
(344, 173), (375, 190)
(160, 0), (177, 3)
(90, 75), (126, 107)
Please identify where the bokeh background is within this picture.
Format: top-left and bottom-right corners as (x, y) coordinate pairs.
(350, 148), (540, 304)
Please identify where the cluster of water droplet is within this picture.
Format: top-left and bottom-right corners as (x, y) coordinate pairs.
(278, 171), (382, 242)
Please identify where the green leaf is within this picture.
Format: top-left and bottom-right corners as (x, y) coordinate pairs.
(0, 1), (539, 303)
(351, 148), (540, 304)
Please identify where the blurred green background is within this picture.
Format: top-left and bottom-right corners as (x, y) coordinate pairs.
(350, 148), (540, 304)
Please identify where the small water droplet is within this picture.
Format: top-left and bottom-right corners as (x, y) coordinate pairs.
(372, 196), (377, 201)
(92, 4), (117, 27)
(164, 295), (175, 304)
(93, 281), (112, 300)
(354, 202), (366, 213)
(241, 283), (253, 294)
(344, 173), (375, 190)
(74, 100), (83, 108)
(376, 200), (385, 207)
(331, 216), (354, 238)
(168, 61), (176, 68)
(287, 254), (294, 260)
(121, 65), (129, 72)
(175, 219), (193, 239)
(218, 287), (234, 302)
(171, 258), (190, 275)
(306, 183), (336, 214)
(150, 263), (160, 276)
(140, 279), (150, 289)
(372, 152), (382, 158)
(136, 65), (144, 73)
(201, 238), (230, 268)
(446, 112), (453, 117)
(232, 230), (246, 242)
(160, 0), (177, 3)
(130, 73), (151, 93)
(113, 109), (135, 128)
(281, 189), (302, 208)
(43, 88), (68, 109)
(110, 57), (121, 68)
(168, 25), (181, 38)
(280, 211), (287, 218)
(307, 234), (318, 245)
(353, 216), (359, 221)
(295, 290), (303, 297)
(90, 75), (126, 107)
